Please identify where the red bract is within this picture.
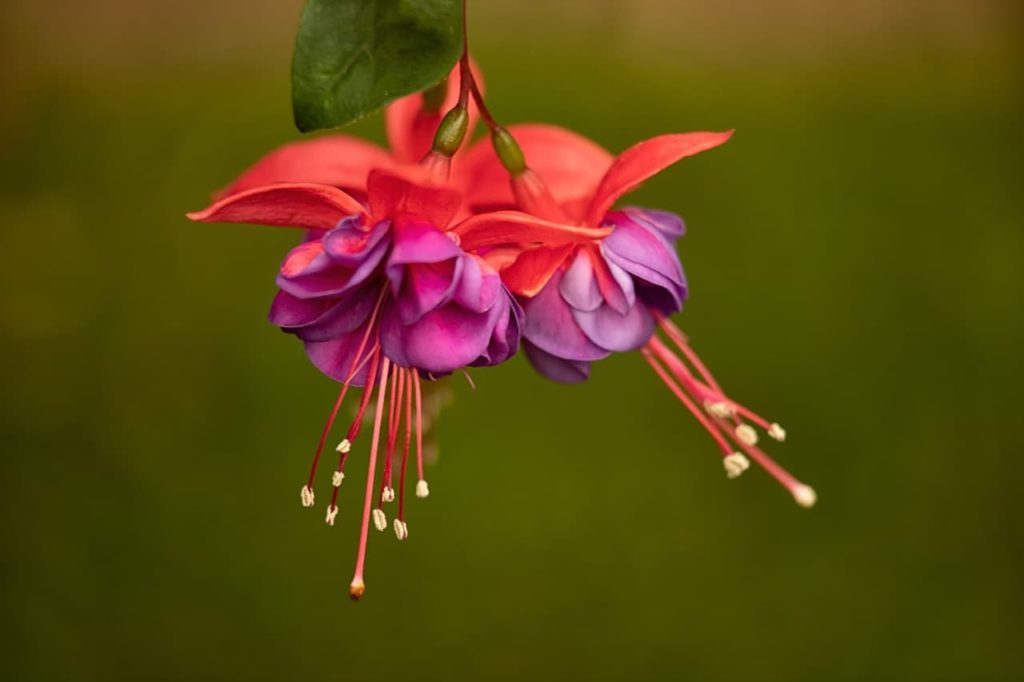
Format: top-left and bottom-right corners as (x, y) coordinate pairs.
(217, 62), (484, 200)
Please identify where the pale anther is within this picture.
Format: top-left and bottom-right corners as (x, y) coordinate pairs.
(768, 423), (787, 442)
(300, 485), (315, 508)
(393, 519), (408, 541)
(416, 480), (430, 498)
(735, 424), (759, 446)
(372, 508), (387, 531)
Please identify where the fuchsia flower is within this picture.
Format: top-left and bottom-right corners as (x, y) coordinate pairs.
(457, 125), (817, 508)
(188, 156), (608, 598)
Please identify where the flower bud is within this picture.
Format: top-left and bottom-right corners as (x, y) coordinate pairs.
(431, 105), (470, 157)
(491, 127), (526, 177)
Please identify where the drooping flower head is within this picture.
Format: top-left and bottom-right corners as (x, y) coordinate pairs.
(189, 165), (529, 598)
(457, 125), (816, 508)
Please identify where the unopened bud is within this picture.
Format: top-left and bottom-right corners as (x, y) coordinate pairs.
(491, 127), (526, 176)
(372, 508), (387, 531)
(431, 105), (469, 156)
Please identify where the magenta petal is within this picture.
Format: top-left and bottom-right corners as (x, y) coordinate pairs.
(381, 298), (500, 374)
(277, 237), (389, 299)
(268, 290), (334, 328)
(304, 329), (373, 386)
(453, 255), (500, 313)
(524, 342), (591, 384)
(471, 292), (521, 367)
(522, 271), (610, 362)
(572, 299), (654, 352)
(388, 220), (462, 266)
(322, 217), (390, 266)
(293, 287), (379, 342)
(395, 258), (461, 324)
(559, 251), (602, 312)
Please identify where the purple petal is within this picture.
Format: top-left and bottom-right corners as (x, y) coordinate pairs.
(268, 290), (334, 328)
(380, 297), (503, 374)
(304, 329), (374, 386)
(293, 286), (379, 342)
(322, 217), (389, 266)
(470, 292), (522, 367)
(394, 258), (462, 324)
(559, 250), (602, 312)
(521, 271), (610, 362)
(601, 219), (687, 310)
(453, 255), (500, 313)
(524, 342), (591, 384)
(572, 299), (654, 352)
(278, 237), (389, 299)
(387, 220), (462, 267)
(616, 207), (686, 240)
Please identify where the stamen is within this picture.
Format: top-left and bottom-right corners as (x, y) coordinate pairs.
(329, 348), (382, 513)
(300, 485), (315, 508)
(301, 288), (387, 507)
(349, 355), (391, 601)
(723, 453), (750, 479)
(768, 423), (787, 442)
(372, 508), (387, 531)
(735, 424), (759, 446)
(378, 363), (404, 506)
(397, 368), (414, 523)
(325, 504), (338, 526)
(642, 345), (733, 455)
(393, 519), (408, 541)
(413, 371), (426, 489)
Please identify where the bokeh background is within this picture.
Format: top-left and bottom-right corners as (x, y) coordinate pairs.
(2, 1), (1022, 679)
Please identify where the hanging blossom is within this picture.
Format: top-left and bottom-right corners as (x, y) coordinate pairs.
(188, 142), (608, 598)
(456, 125), (817, 509)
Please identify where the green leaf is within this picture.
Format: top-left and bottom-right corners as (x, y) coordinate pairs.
(292, 0), (464, 132)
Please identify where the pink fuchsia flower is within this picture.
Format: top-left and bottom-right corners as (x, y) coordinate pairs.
(188, 169), (532, 598)
(216, 63), (484, 200)
(457, 126), (816, 508)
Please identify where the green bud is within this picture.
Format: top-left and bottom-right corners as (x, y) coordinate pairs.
(432, 106), (469, 157)
(491, 127), (526, 176)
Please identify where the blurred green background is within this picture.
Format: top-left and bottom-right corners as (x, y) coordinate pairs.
(2, 1), (1023, 680)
